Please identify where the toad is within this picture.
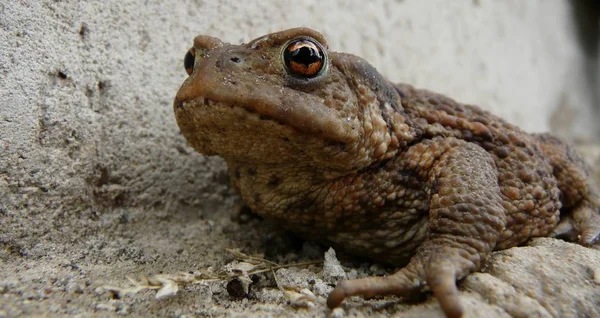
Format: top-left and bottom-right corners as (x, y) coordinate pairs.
(173, 28), (600, 317)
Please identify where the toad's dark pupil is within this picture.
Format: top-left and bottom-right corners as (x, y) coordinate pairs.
(289, 45), (321, 65)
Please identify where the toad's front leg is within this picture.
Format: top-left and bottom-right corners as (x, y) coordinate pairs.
(327, 138), (506, 318)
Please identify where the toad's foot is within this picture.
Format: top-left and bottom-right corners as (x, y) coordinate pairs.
(551, 201), (600, 246)
(327, 245), (475, 318)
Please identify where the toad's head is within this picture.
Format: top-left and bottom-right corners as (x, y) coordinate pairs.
(174, 28), (412, 173)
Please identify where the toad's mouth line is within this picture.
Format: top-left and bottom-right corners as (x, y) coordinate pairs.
(176, 95), (359, 144)
(177, 95), (294, 127)
(174, 70), (360, 143)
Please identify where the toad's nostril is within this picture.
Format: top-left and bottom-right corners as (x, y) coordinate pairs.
(230, 57), (241, 63)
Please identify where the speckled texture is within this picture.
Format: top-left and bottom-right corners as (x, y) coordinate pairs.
(174, 28), (600, 317)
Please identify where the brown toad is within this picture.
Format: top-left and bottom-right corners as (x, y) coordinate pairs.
(173, 28), (600, 317)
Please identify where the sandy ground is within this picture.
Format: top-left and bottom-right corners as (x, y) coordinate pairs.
(2, 1), (600, 317)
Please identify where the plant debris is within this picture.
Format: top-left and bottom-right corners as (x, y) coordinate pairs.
(282, 286), (317, 308)
(97, 248), (322, 302)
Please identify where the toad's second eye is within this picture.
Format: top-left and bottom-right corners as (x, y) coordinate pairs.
(283, 39), (326, 78)
(184, 48), (196, 76)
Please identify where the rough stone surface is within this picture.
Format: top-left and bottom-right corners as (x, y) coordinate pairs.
(463, 238), (600, 318)
(484, 238), (600, 318)
(323, 248), (346, 283)
(1, 1), (599, 317)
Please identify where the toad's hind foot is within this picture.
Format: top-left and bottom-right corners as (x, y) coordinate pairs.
(552, 202), (600, 246)
(535, 133), (600, 246)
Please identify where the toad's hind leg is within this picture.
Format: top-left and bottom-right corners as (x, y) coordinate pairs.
(328, 139), (506, 318)
(535, 133), (600, 245)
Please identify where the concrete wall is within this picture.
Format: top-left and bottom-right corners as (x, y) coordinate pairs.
(1, 1), (598, 317)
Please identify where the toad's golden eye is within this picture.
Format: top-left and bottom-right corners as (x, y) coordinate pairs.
(283, 39), (326, 78)
(184, 47), (196, 76)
